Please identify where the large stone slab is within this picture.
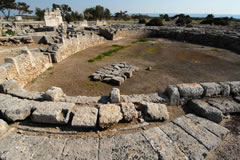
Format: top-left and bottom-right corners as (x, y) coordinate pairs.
(188, 99), (223, 123)
(31, 101), (75, 124)
(142, 126), (188, 160)
(186, 114), (230, 139)
(7, 88), (45, 100)
(172, 115), (221, 151)
(61, 137), (99, 160)
(208, 99), (240, 114)
(99, 132), (159, 159)
(71, 106), (98, 128)
(139, 102), (169, 121)
(45, 86), (65, 101)
(0, 80), (19, 93)
(98, 104), (123, 128)
(0, 97), (33, 122)
(121, 92), (168, 103)
(160, 122), (208, 160)
(177, 83), (204, 99)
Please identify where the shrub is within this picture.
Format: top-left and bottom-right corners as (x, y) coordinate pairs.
(200, 17), (229, 26)
(138, 18), (146, 24)
(146, 18), (164, 26)
(175, 15), (192, 26)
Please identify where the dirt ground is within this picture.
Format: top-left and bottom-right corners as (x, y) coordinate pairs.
(25, 38), (240, 96)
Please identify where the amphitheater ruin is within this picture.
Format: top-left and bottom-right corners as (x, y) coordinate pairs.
(0, 9), (240, 160)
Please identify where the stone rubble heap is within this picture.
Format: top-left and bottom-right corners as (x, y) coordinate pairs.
(90, 63), (139, 86)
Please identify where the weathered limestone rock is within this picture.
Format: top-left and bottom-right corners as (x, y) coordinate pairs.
(110, 88), (120, 103)
(208, 99), (240, 113)
(200, 82), (223, 97)
(7, 88), (45, 100)
(160, 122), (208, 160)
(165, 85), (180, 106)
(0, 119), (8, 137)
(186, 114), (230, 139)
(139, 102), (169, 121)
(99, 132), (159, 159)
(99, 104), (123, 128)
(45, 87), (65, 101)
(121, 93), (168, 103)
(177, 83), (204, 99)
(173, 115), (221, 151)
(0, 96), (33, 122)
(227, 81), (240, 96)
(31, 102), (75, 124)
(142, 126), (188, 160)
(219, 82), (231, 97)
(71, 107), (98, 128)
(188, 99), (223, 123)
(120, 103), (138, 121)
(0, 80), (19, 93)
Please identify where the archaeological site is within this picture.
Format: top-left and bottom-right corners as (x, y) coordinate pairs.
(0, 1), (240, 159)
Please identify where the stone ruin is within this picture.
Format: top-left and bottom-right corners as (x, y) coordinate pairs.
(90, 63), (139, 85)
(44, 8), (63, 27)
(96, 20), (108, 26)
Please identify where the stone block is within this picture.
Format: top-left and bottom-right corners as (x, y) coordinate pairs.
(177, 83), (204, 99)
(0, 80), (19, 93)
(71, 107), (98, 128)
(219, 82), (230, 97)
(45, 86), (65, 101)
(111, 76), (124, 86)
(120, 103), (138, 121)
(165, 85), (180, 106)
(139, 102), (169, 121)
(227, 81), (240, 96)
(99, 104), (123, 129)
(31, 102), (75, 124)
(110, 88), (120, 103)
(200, 82), (223, 97)
(188, 99), (223, 123)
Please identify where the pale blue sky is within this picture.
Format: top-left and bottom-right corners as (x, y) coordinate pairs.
(16, 0), (240, 14)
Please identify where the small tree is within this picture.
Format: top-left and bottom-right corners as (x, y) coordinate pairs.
(16, 2), (33, 15)
(0, 0), (16, 20)
(146, 17), (164, 26)
(35, 7), (45, 20)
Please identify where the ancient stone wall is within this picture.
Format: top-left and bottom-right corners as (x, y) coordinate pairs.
(0, 48), (52, 87)
(44, 8), (63, 27)
(52, 33), (106, 63)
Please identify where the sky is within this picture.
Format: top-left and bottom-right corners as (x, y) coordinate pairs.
(14, 0), (240, 15)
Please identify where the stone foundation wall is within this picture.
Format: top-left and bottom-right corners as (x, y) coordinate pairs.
(53, 33), (106, 63)
(0, 48), (52, 87)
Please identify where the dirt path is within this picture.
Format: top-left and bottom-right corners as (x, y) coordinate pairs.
(25, 38), (240, 96)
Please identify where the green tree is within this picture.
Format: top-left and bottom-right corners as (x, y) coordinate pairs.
(0, 0), (16, 20)
(84, 5), (111, 20)
(52, 3), (72, 20)
(114, 11), (129, 21)
(104, 8), (111, 20)
(16, 2), (33, 15)
(35, 7), (45, 20)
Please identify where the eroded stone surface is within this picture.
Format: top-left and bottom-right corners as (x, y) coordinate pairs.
(208, 99), (240, 114)
(166, 85), (180, 106)
(99, 104), (123, 128)
(31, 101), (75, 124)
(121, 92), (168, 103)
(0, 119), (8, 137)
(227, 81), (240, 96)
(110, 88), (120, 103)
(200, 82), (223, 97)
(45, 86), (65, 101)
(120, 102), (138, 121)
(173, 115), (221, 151)
(139, 102), (169, 121)
(71, 106), (98, 128)
(177, 83), (204, 99)
(188, 99), (224, 123)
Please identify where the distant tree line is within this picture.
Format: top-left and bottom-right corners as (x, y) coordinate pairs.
(200, 14), (232, 26)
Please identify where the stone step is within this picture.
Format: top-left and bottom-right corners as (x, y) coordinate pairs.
(172, 115), (222, 151)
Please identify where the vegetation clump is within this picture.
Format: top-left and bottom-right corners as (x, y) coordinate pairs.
(146, 17), (164, 26)
(174, 14), (192, 26)
(88, 45), (125, 63)
(200, 14), (230, 26)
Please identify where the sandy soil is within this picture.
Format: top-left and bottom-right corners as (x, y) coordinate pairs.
(25, 38), (240, 96)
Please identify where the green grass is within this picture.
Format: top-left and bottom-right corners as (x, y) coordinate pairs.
(88, 45), (125, 63)
(211, 48), (222, 52)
